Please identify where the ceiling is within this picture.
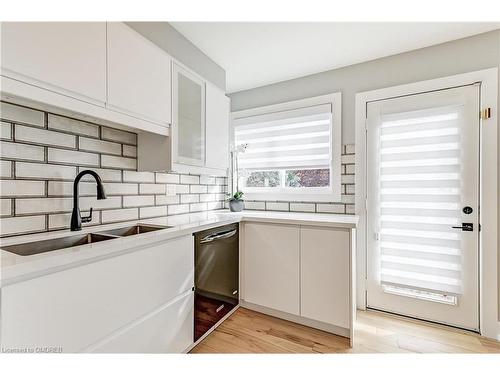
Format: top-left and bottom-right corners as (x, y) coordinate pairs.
(170, 22), (499, 93)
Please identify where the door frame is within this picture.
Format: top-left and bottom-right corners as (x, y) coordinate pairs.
(355, 68), (498, 339)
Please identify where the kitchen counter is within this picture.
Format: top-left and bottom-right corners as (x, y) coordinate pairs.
(0, 210), (358, 285)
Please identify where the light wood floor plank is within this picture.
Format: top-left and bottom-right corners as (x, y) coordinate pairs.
(190, 308), (500, 354)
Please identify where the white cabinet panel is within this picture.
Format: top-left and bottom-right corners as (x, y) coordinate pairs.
(1, 22), (106, 104)
(205, 82), (229, 172)
(0, 235), (194, 352)
(300, 226), (350, 328)
(89, 291), (194, 353)
(242, 222), (300, 315)
(107, 22), (172, 126)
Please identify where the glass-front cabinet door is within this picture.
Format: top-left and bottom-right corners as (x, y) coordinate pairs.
(172, 62), (206, 166)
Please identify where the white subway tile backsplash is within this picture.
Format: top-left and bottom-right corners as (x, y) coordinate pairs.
(48, 181), (96, 196)
(48, 148), (99, 166)
(243, 201), (266, 210)
(79, 167), (122, 182)
(123, 145), (137, 158)
(0, 160), (12, 178)
(101, 155), (136, 170)
(79, 137), (121, 155)
(123, 195), (155, 208)
(345, 184), (355, 195)
(200, 176), (216, 185)
(341, 174), (355, 184)
(1, 121), (12, 139)
(180, 194), (199, 204)
(190, 202), (208, 212)
(139, 183), (166, 195)
(168, 184), (189, 194)
(265, 202), (289, 211)
(48, 114), (99, 137)
(168, 204), (189, 215)
(103, 183), (138, 196)
(0, 180), (45, 197)
(102, 127), (137, 145)
(155, 195), (180, 205)
(80, 196), (122, 211)
(341, 154), (355, 164)
(1, 199), (12, 216)
(199, 194), (216, 202)
(16, 197), (73, 214)
(16, 125), (76, 148)
(48, 210), (99, 230)
(1, 102), (45, 127)
(155, 172), (179, 184)
(0, 141), (45, 161)
(317, 203), (345, 214)
(345, 204), (355, 214)
(123, 170), (154, 183)
(16, 162), (76, 180)
(0, 215), (46, 236)
(140, 205), (168, 219)
(345, 164), (355, 174)
(0, 102), (229, 237)
(101, 208), (138, 223)
(345, 144), (355, 154)
(289, 203), (316, 213)
(341, 194), (355, 204)
(190, 184), (207, 194)
(180, 175), (199, 184)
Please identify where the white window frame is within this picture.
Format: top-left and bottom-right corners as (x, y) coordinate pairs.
(230, 92), (342, 202)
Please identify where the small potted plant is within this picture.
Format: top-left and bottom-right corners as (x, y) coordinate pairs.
(227, 191), (245, 212)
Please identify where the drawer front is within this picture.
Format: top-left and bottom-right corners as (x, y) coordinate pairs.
(89, 291), (194, 353)
(1, 235), (194, 352)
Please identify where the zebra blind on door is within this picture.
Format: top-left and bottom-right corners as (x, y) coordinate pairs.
(377, 104), (464, 296)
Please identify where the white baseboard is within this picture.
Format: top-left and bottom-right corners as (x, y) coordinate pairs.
(240, 300), (350, 341)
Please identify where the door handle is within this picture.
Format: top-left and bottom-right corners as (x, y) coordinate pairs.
(451, 223), (473, 231)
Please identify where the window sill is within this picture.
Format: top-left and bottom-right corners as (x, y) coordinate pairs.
(243, 190), (341, 203)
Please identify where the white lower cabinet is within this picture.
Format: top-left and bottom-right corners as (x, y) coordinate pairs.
(0, 235), (194, 353)
(242, 222), (300, 315)
(88, 291), (194, 353)
(300, 226), (350, 328)
(242, 222), (353, 335)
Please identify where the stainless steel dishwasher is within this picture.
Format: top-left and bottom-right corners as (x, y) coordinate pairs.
(194, 223), (239, 341)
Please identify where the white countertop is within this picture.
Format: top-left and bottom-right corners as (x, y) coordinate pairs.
(0, 210), (358, 285)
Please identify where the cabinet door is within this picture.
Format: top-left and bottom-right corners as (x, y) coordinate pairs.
(0, 235), (194, 352)
(89, 291), (194, 353)
(300, 226), (350, 328)
(243, 222), (300, 315)
(205, 82), (229, 172)
(1, 22), (106, 104)
(107, 22), (172, 126)
(172, 63), (206, 166)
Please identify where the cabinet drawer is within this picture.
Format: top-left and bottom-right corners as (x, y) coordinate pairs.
(88, 291), (194, 353)
(0, 235), (194, 352)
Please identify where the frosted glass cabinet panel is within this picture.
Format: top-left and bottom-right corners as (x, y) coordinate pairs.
(172, 63), (206, 166)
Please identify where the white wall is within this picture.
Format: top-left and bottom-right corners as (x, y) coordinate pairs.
(230, 29), (500, 321)
(230, 30), (500, 145)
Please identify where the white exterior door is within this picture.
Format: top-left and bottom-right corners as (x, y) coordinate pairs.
(366, 84), (480, 331)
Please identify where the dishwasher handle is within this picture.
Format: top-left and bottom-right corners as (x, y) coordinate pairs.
(199, 229), (237, 244)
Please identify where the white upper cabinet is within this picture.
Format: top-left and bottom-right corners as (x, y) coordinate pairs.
(106, 22), (172, 127)
(205, 82), (230, 172)
(1, 22), (106, 105)
(172, 62), (206, 167)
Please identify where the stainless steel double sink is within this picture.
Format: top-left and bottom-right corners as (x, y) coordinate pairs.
(1, 224), (172, 256)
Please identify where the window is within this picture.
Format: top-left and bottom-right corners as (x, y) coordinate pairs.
(231, 93), (341, 202)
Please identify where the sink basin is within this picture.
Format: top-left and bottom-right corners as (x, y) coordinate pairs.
(1, 233), (117, 256)
(98, 224), (171, 237)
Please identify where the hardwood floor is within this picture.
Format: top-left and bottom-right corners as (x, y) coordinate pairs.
(190, 307), (500, 353)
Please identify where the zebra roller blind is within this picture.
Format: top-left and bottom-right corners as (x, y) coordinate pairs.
(377, 104), (464, 295)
